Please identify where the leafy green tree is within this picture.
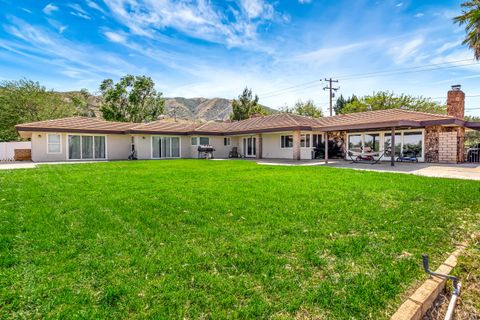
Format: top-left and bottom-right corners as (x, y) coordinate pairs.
(230, 87), (267, 120)
(454, 1), (480, 60)
(334, 94), (358, 115)
(99, 75), (165, 122)
(340, 91), (446, 114)
(281, 100), (323, 118)
(0, 79), (76, 141)
(70, 89), (97, 117)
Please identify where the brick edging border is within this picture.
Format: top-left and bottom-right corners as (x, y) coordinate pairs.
(390, 241), (469, 320)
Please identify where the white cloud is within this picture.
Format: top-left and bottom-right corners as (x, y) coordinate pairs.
(389, 37), (424, 64)
(70, 11), (91, 20)
(46, 18), (68, 34)
(21, 8), (32, 14)
(414, 13), (424, 18)
(102, 0), (280, 49)
(239, 0), (274, 19)
(298, 0), (312, 4)
(2, 16), (136, 79)
(104, 31), (127, 43)
(395, 2), (403, 7)
(86, 0), (105, 13)
(43, 3), (59, 15)
(68, 3), (91, 19)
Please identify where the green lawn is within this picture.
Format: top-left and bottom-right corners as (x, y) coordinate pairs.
(1, 160), (479, 319)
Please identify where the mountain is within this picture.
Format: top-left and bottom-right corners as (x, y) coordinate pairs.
(61, 92), (277, 121)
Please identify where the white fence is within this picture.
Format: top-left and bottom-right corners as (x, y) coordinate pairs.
(0, 141), (31, 161)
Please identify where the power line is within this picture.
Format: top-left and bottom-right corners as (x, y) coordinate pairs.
(260, 82), (322, 99)
(257, 80), (320, 96)
(258, 59), (479, 100)
(335, 59), (475, 80)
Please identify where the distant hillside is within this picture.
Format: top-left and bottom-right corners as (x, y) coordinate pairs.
(60, 92), (276, 121)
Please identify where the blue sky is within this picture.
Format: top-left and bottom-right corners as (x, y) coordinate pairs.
(1, 0), (479, 116)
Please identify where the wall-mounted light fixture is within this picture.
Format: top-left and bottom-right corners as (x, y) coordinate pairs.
(38, 134), (42, 138)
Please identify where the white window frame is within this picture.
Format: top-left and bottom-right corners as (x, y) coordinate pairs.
(280, 135), (293, 149)
(300, 134), (311, 148)
(151, 135), (182, 159)
(66, 134), (108, 160)
(346, 129), (425, 161)
(224, 137), (231, 146)
(47, 133), (62, 154)
(191, 137), (198, 146)
(199, 137), (210, 146)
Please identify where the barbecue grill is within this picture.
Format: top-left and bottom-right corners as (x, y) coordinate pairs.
(198, 145), (215, 159)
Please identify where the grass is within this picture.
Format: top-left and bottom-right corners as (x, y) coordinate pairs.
(0, 160), (479, 319)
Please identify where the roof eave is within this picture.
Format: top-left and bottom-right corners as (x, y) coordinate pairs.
(318, 120), (423, 132)
(15, 126), (129, 135)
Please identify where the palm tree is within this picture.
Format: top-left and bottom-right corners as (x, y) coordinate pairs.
(454, 1), (480, 60)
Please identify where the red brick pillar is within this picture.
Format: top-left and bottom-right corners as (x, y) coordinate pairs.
(293, 130), (301, 160)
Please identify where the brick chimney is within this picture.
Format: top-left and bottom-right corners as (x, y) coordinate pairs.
(446, 84), (465, 119)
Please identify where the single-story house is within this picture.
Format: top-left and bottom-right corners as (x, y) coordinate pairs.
(15, 86), (480, 164)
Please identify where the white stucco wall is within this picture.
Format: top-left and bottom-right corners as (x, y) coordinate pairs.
(107, 135), (132, 160)
(31, 132), (67, 162)
(30, 132), (132, 162)
(261, 133), (293, 159)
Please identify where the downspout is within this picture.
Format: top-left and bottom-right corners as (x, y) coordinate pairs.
(422, 254), (461, 320)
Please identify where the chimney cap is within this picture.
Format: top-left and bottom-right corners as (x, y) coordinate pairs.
(451, 84), (461, 91)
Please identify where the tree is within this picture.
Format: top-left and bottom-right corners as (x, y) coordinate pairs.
(99, 75), (165, 122)
(281, 100), (323, 118)
(0, 79), (76, 141)
(230, 87), (267, 120)
(334, 94), (358, 115)
(340, 91), (446, 114)
(70, 89), (97, 117)
(454, 1), (480, 60)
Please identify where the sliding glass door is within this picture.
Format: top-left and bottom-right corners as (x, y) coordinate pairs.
(152, 136), (180, 159)
(68, 135), (106, 160)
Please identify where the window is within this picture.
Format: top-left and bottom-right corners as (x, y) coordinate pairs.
(224, 137), (231, 146)
(402, 132), (423, 156)
(364, 133), (380, 152)
(199, 137), (209, 145)
(300, 134), (310, 148)
(47, 134), (61, 153)
(348, 134), (362, 152)
(312, 134), (322, 148)
(384, 133), (402, 157)
(68, 135), (106, 160)
(280, 135), (293, 148)
(191, 137), (198, 145)
(152, 136), (180, 158)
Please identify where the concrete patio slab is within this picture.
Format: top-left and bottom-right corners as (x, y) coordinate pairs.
(256, 159), (480, 181)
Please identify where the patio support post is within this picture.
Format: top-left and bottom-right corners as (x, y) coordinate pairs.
(256, 134), (262, 159)
(324, 132), (329, 164)
(391, 127), (395, 166)
(293, 130), (301, 160)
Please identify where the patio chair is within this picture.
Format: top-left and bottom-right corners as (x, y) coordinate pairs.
(229, 147), (239, 158)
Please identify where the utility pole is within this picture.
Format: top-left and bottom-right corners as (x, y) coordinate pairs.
(323, 78), (339, 116)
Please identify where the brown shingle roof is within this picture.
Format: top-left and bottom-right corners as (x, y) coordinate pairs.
(15, 109), (469, 136)
(131, 119), (196, 134)
(311, 109), (460, 131)
(15, 116), (137, 134)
